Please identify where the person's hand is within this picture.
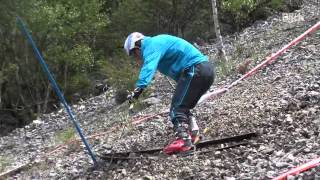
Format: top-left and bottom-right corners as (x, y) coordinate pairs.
(127, 87), (143, 103)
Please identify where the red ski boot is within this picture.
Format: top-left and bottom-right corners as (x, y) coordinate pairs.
(163, 125), (193, 155)
(163, 139), (192, 155)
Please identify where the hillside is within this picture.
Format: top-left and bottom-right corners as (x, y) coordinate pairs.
(0, 1), (319, 179)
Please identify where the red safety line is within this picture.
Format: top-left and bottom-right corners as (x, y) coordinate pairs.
(132, 111), (168, 124)
(199, 21), (320, 103)
(197, 87), (228, 103)
(132, 21), (320, 124)
(273, 157), (320, 180)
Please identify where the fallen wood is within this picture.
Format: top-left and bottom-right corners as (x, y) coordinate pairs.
(0, 162), (32, 179)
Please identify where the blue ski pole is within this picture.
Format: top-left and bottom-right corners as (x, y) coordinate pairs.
(16, 16), (97, 165)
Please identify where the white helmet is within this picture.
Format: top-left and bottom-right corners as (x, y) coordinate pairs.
(124, 32), (144, 56)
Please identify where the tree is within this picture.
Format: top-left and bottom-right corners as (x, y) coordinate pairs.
(0, 0), (109, 123)
(104, 0), (212, 41)
(211, 0), (229, 62)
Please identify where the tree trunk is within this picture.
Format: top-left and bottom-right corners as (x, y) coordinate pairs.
(64, 63), (68, 91)
(42, 82), (51, 113)
(0, 82), (2, 109)
(15, 69), (27, 109)
(171, 0), (178, 35)
(211, 0), (228, 62)
(13, 27), (28, 110)
(0, 63), (5, 109)
(35, 87), (41, 116)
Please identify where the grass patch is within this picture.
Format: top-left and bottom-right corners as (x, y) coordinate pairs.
(0, 156), (11, 172)
(214, 56), (237, 79)
(54, 128), (76, 144)
(54, 128), (84, 155)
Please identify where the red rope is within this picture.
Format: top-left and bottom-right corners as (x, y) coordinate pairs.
(273, 157), (320, 180)
(199, 21), (320, 103)
(132, 111), (168, 124)
(228, 21), (320, 89)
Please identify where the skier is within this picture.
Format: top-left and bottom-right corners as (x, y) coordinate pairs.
(124, 32), (215, 153)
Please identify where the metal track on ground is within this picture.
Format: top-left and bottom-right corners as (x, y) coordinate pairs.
(98, 132), (258, 161)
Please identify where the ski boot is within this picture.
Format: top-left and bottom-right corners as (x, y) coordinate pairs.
(163, 124), (193, 155)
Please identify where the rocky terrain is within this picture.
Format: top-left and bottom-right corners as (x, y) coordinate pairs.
(0, 1), (319, 179)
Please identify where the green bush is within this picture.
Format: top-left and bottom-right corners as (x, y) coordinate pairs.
(68, 74), (91, 92)
(101, 57), (139, 91)
(221, 0), (285, 30)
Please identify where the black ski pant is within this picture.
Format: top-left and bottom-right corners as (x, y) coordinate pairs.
(170, 61), (215, 126)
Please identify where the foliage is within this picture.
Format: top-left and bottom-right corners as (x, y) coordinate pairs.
(268, 0), (285, 9)
(0, 0), (108, 117)
(220, 0), (285, 30)
(105, 0), (213, 41)
(101, 56), (139, 91)
(30, 0), (108, 99)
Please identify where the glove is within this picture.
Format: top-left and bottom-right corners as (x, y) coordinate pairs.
(127, 87), (144, 103)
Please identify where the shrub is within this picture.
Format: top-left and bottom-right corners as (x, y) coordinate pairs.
(101, 56), (139, 91)
(220, 0), (285, 31)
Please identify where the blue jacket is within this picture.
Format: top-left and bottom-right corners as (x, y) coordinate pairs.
(136, 34), (208, 88)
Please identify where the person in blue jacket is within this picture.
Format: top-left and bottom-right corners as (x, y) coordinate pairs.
(124, 32), (215, 152)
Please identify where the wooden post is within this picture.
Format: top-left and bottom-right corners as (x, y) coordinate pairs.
(211, 0), (228, 62)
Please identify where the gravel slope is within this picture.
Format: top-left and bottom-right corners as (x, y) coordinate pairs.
(0, 1), (319, 179)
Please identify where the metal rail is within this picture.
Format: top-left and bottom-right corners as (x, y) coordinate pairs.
(98, 132), (257, 161)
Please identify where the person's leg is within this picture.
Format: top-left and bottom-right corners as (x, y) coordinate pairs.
(170, 61), (215, 145)
(185, 61), (215, 143)
(182, 61), (215, 108)
(170, 66), (195, 146)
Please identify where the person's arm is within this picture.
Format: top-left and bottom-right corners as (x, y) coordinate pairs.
(136, 51), (162, 89)
(127, 51), (162, 103)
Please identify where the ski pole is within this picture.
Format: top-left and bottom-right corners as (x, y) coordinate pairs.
(16, 16), (98, 165)
(128, 101), (135, 115)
